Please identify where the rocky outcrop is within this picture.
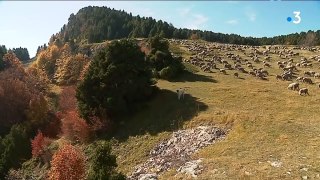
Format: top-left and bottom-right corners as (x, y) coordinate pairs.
(129, 126), (226, 179)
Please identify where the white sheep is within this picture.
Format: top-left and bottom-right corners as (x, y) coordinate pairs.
(176, 88), (185, 100)
(299, 88), (309, 96)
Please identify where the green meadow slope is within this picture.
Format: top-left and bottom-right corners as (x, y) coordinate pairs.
(112, 40), (320, 179)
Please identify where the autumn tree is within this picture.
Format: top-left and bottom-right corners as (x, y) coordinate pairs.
(0, 52), (49, 134)
(303, 31), (318, 46)
(61, 111), (92, 143)
(58, 86), (92, 143)
(190, 33), (199, 40)
(48, 144), (86, 180)
(26, 94), (49, 127)
(59, 86), (77, 113)
(31, 131), (50, 158)
(0, 54), (34, 134)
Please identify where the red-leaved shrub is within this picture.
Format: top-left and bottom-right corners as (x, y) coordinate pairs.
(59, 86), (77, 113)
(31, 131), (50, 158)
(61, 111), (92, 143)
(48, 144), (85, 180)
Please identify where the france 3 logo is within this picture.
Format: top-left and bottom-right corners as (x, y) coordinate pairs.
(287, 11), (301, 24)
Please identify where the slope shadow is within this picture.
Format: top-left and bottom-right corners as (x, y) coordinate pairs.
(169, 70), (217, 83)
(113, 89), (208, 142)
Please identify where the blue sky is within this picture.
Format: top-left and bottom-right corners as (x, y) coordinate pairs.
(0, 1), (319, 57)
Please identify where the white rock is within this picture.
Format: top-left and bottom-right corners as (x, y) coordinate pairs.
(129, 126), (226, 179)
(138, 173), (158, 180)
(177, 159), (203, 178)
(300, 167), (308, 171)
(269, 160), (282, 168)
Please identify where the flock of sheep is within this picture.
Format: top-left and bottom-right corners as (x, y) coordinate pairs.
(169, 39), (320, 97)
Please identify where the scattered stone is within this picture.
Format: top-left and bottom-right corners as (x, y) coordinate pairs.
(268, 160), (282, 168)
(244, 171), (252, 176)
(128, 126), (226, 179)
(302, 175), (308, 180)
(177, 159), (203, 178)
(138, 173), (158, 180)
(300, 167), (308, 171)
(212, 169), (218, 174)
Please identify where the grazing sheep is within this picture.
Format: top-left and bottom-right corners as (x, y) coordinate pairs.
(299, 88), (309, 96)
(304, 71), (314, 76)
(248, 71), (256, 76)
(303, 77), (313, 84)
(220, 69), (226, 74)
(314, 73), (320, 79)
(296, 77), (304, 82)
(224, 64), (232, 70)
(256, 72), (265, 79)
(264, 63), (271, 68)
(276, 75), (283, 80)
(176, 88), (185, 100)
(282, 73), (292, 81)
(287, 82), (300, 91)
(234, 72), (239, 78)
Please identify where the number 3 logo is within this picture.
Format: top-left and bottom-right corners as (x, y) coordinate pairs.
(293, 11), (301, 24)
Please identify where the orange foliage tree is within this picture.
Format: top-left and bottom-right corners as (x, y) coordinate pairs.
(59, 86), (92, 143)
(48, 144), (86, 180)
(31, 130), (50, 158)
(0, 52), (43, 132)
(35, 43), (89, 85)
(59, 86), (77, 113)
(61, 111), (92, 143)
(26, 94), (49, 127)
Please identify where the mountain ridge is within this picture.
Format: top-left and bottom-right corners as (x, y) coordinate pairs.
(48, 6), (320, 48)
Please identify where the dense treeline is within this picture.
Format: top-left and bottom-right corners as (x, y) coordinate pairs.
(12, 47), (30, 61)
(54, 6), (320, 47)
(0, 45), (30, 62)
(0, 45), (7, 70)
(0, 51), (57, 178)
(36, 44), (48, 56)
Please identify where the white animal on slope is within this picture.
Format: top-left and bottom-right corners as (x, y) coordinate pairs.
(287, 82), (299, 91)
(177, 88), (186, 100)
(299, 88), (309, 96)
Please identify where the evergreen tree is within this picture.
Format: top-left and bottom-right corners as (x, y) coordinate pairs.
(76, 39), (154, 121)
(87, 142), (125, 180)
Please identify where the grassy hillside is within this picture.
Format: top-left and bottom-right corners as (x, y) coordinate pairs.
(111, 40), (320, 179)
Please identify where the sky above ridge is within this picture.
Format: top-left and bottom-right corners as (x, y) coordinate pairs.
(0, 1), (320, 57)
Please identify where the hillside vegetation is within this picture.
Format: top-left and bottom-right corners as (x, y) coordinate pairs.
(2, 5), (320, 180)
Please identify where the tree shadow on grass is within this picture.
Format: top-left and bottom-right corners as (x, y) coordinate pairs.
(113, 89), (208, 142)
(169, 70), (217, 83)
